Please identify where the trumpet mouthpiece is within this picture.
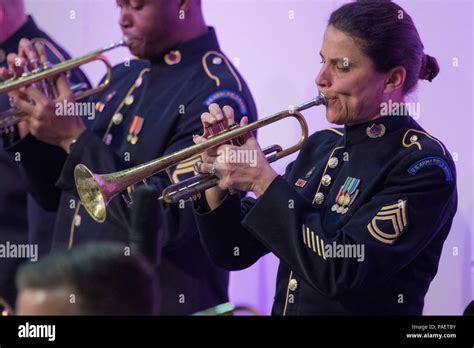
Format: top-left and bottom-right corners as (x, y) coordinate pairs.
(315, 92), (327, 106)
(297, 93), (326, 111)
(121, 37), (130, 47)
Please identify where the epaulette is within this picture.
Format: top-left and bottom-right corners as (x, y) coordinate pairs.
(402, 129), (447, 156)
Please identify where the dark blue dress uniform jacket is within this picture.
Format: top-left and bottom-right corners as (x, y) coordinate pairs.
(194, 115), (457, 315)
(6, 28), (257, 315)
(0, 16), (90, 308)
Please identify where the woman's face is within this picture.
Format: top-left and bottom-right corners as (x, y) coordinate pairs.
(316, 25), (391, 125)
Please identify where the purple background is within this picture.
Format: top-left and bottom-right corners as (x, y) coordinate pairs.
(23, 0), (473, 314)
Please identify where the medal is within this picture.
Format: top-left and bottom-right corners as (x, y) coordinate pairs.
(332, 177), (360, 214)
(127, 115), (144, 145)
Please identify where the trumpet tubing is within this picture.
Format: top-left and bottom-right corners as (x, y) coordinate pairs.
(0, 82), (89, 135)
(0, 39), (127, 95)
(0, 39), (129, 134)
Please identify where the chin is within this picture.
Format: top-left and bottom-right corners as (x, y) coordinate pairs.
(129, 48), (142, 58)
(325, 111), (344, 125)
(127, 42), (144, 58)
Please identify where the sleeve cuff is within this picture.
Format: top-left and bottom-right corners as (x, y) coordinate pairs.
(194, 192), (241, 233)
(56, 130), (99, 192)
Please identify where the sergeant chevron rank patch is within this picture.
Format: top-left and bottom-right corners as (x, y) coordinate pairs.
(367, 200), (408, 245)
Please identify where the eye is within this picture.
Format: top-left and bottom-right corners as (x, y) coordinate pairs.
(335, 58), (351, 72)
(130, 0), (144, 10)
(335, 64), (350, 72)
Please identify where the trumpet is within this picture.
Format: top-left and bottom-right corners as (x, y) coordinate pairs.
(0, 38), (129, 134)
(0, 82), (89, 134)
(75, 94), (327, 223)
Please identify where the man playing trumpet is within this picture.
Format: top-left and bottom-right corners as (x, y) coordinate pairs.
(2, 0), (256, 315)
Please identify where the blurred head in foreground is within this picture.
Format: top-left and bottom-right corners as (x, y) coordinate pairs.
(15, 242), (160, 315)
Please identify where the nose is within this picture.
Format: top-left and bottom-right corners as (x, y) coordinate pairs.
(315, 63), (332, 90)
(119, 7), (132, 30)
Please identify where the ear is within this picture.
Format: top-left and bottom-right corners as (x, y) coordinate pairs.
(179, 0), (194, 12)
(383, 66), (406, 94)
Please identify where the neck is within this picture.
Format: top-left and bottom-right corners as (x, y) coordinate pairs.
(0, 9), (27, 44)
(148, 20), (207, 63)
(346, 113), (383, 127)
(174, 16), (208, 49)
(346, 94), (406, 127)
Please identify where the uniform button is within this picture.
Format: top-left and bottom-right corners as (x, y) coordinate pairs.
(314, 192), (325, 205)
(328, 157), (339, 169)
(112, 113), (123, 125)
(321, 174), (332, 187)
(164, 50), (182, 65)
(74, 214), (81, 227)
(410, 135), (418, 143)
(212, 56), (222, 65)
(289, 279), (298, 291)
(125, 95), (134, 106)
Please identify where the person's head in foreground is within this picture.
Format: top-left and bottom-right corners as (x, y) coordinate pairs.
(15, 242), (160, 315)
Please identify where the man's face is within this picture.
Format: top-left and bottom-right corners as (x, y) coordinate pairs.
(116, 0), (182, 59)
(16, 288), (78, 315)
(0, 0), (24, 25)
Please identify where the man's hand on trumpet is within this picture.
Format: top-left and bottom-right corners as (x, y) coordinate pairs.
(0, 38), (85, 151)
(193, 103), (278, 210)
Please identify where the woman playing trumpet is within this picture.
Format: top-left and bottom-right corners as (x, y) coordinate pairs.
(192, 0), (456, 315)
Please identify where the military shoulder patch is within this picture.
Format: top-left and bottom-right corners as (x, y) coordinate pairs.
(367, 200), (408, 245)
(203, 89), (248, 115)
(407, 156), (453, 182)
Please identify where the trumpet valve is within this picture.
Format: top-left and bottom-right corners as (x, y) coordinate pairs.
(206, 120), (227, 137)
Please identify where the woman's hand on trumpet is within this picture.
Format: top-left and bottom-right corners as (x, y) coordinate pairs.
(2, 38), (85, 151)
(193, 103), (278, 210)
